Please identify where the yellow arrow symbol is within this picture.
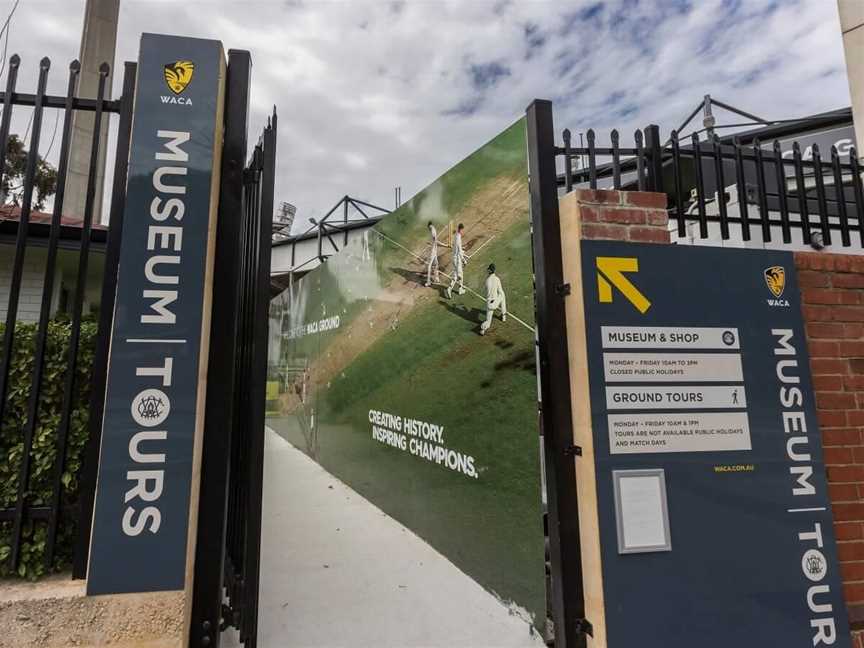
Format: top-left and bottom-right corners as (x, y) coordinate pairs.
(596, 257), (651, 314)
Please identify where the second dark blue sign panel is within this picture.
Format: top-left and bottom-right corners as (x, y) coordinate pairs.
(581, 240), (850, 647)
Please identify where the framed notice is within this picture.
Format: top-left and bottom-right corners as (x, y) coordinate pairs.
(612, 469), (671, 554)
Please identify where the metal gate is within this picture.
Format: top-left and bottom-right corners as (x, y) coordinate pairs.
(188, 49), (276, 648)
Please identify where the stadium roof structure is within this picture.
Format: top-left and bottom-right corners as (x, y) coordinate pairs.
(561, 96), (854, 189)
(269, 194), (391, 288)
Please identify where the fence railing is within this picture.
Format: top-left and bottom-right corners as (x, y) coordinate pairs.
(0, 54), (133, 578)
(559, 125), (864, 249)
(188, 49), (277, 648)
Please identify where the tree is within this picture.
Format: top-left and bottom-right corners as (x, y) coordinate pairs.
(1, 134), (58, 211)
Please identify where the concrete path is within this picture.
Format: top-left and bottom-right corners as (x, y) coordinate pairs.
(237, 428), (544, 648)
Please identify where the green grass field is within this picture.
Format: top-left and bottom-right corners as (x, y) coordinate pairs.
(267, 119), (545, 627)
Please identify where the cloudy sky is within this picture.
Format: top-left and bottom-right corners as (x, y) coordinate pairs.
(2, 0), (853, 231)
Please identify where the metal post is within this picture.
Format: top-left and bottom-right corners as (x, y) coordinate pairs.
(644, 124), (663, 194)
(7, 57), (52, 571)
(0, 54), (23, 442)
(344, 195), (349, 246)
(563, 128), (572, 194)
(243, 108), (276, 648)
(188, 49), (251, 648)
(702, 94), (715, 140)
(39, 60), (82, 569)
(525, 98), (586, 648)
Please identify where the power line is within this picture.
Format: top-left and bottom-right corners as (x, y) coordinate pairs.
(0, 0), (20, 81)
(21, 106), (32, 143)
(43, 109), (59, 159)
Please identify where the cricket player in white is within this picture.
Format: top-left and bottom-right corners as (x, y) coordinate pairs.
(446, 223), (467, 298)
(480, 263), (506, 335)
(425, 221), (440, 287)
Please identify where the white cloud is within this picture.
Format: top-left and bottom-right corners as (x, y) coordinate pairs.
(0, 0), (850, 231)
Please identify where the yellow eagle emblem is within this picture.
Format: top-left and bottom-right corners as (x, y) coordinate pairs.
(163, 60), (194, 94)
(764, 265), (786, 298)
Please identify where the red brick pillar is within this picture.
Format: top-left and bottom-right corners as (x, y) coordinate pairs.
(571, 189), (669, 243)
(796, 252), (864, 636)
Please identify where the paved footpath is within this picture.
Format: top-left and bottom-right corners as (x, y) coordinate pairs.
(224, 428), (544, 648)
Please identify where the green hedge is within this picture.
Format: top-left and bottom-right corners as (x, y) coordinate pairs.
(0, 319), (96, 579)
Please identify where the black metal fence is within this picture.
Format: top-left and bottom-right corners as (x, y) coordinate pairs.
(189, 50), (277, 648)
(559, 124), (864, 249)
(0, 54), (134, 577)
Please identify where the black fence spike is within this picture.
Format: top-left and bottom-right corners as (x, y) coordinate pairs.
(8, 49), (52, 571)
(711, 133), (729, 239)
(692, 132), (707, 237)
(831, 144), (851, 247)
(792, 140), (811, 245)
(670, 128), (685, 236)
(732, 134), (750, 241)
(771, 139), (791, 243)
(812, 143), (831, 246)
(562, 128), (573, 193)
(848, 148), (864, 246)
(752, 139), (771, 242)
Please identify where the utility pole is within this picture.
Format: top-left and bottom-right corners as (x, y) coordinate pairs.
(64, 0), (120, 222)
(838, 1), (864, 162)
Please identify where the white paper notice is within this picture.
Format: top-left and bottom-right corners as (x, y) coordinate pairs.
(618, 474), (668, 550)
(601, 326), (740, 350)
(603, 353), (743, 382)
(608, 412), (752, 454)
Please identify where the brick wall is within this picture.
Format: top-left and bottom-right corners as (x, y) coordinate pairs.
(797, 251), (864, 632)
(573, 188), (669, 244)
(569, 188), (864, 641)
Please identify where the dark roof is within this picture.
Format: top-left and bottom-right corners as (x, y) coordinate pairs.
(0, 204), (108, 229)
(717, 107), (853, 146)
(0, 204), (108, 246)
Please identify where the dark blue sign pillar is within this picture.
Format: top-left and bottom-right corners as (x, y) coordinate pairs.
(581, 240), (851, 647)
(87, 33), (225, 595)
